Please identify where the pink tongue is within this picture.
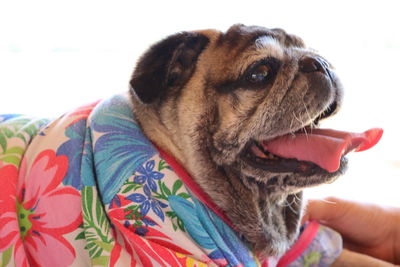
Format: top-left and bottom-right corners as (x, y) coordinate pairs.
(262, 128), (383, 173)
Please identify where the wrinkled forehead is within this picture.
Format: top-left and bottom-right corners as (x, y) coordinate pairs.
(200, 25), (307, 64)
(198, 25), (307, 79)
(216, 24), (305, 52)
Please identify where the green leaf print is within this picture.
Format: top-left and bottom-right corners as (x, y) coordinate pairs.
(91, 256), (110, 266)
(0, 133), (6, 153)
(75, 231), (86, 240)
(81, 186), (114, 265)
(0, 116), (49, 165)
(172, 180), (183, 195)
(178, 192), (190, 199)
(121, 181), (143, 194)
(157, 159), (170, 171)
(124, 205), (142, 220)
(0, 246), (12, 267)
(166, 210), (186, 232)
(94, 240), (114, 252)
(160, 182), (172, 196)
(154, 180), (184, 200)
(2, 128), (14, 138)
(0, 117), (49, 149)
(151, 179), (190, 232)
(304, 251), (322, 267)
(0, 146), (25, 166)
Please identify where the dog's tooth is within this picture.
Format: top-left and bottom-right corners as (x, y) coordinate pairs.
(251, 144), (268, 159)
(265, 151), (277, 160)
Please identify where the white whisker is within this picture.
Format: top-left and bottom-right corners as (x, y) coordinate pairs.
(292, 111), (303, 124)
(278, 195), (299, 215)
(289, 116), (296, 137)
(302, 101), (316, 130)
(292, 111), (308, 139)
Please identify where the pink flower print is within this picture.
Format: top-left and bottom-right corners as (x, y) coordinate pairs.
(64, 100), (100, 128)
(3, 150), (82, 266)
(0, 165), (19, 252)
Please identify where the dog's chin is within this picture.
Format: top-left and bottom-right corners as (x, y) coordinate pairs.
(216, 131), (348, 256)
(217, 153), (347, 256)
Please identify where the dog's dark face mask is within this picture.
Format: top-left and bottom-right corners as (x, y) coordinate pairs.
(129, 24), (378, 256)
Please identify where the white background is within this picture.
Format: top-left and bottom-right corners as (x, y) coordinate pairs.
(1, 0), (399, 206)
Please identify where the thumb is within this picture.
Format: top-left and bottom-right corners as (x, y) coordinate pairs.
(302, 197), (352, 225)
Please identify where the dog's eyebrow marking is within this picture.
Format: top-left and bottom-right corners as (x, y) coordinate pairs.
(255, 36), (277, 48)
(255, 36), (284, 59)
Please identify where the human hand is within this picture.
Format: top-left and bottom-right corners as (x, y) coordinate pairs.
(302, 197), (400, 264)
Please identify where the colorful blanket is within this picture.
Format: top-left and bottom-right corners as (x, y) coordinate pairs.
(0, 93), (342, 267)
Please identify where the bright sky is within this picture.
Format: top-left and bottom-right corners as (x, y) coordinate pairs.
(1, 0), (399, 206)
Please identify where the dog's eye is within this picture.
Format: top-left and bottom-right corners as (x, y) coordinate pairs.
(248, 64), (271, 83)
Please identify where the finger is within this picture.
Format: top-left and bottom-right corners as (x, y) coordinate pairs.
(343, 240), (399, 265)
(302, 197), (351, 224)
(304, 197), (386, 243)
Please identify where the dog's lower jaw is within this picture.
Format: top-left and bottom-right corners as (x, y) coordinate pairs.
(221, 167), (303, 257)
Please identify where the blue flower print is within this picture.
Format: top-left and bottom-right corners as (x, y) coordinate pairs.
(142, 217), (157, 227)
(90, 95), (156, 204)
(123, 221), (149, 237)
(57, 119), (94, 189)
(109, 194), (122, 209)
(134, 227), (149, 237)
(134, 160), (164, 192)
(126, 184), (168, 221)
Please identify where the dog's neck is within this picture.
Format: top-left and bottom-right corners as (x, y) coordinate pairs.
(132, 100), (303, 256)
(131, 99), (188, 167)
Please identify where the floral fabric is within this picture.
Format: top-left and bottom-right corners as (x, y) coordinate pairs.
(284, 224), (342, 267)
(0, 93), (342, 267)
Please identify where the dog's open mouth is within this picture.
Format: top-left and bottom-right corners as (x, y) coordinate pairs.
(245, 127), (383, 174)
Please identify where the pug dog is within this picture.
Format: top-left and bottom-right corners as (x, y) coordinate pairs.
(129, 24), (385, 266)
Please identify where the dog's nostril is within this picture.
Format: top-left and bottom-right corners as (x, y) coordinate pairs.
(299, 56), (324, 73)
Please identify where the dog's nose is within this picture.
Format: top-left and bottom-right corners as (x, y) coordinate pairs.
(299, 56), (326, 73)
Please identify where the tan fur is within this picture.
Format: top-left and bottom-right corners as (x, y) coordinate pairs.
(130, 24), (357, 264)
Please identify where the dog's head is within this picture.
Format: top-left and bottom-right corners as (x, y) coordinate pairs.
(130, 24), (344, 256)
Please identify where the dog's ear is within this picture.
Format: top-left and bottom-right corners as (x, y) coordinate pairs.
(130, 32), (209, 104)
